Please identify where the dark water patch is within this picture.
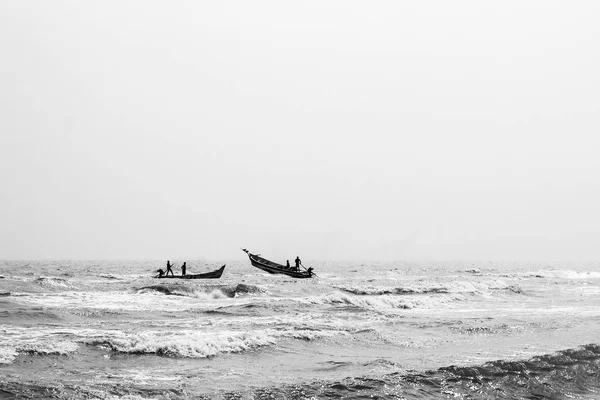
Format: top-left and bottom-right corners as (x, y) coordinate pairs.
(99, 274), (121, 280)
(199, 303), (267, 316)
(0, 292), (10, 296)
(136, 284), (186, 296)
(204, 308), (239, 316)
(528, 274), (547, 279)
(0, 381), (63, 399)
(207, 301), (285, 317)
(218, 344), (600, 399)
(0, 379), (188, 400)
(210, 303), (263, 312)
(490, 285), (524, 294)
(506, 285), (523, 294)
(36, 276), (69, 283)
(234, 283), (266, 295)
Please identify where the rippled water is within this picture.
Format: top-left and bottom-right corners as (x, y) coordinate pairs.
(1, 259), (599, 399)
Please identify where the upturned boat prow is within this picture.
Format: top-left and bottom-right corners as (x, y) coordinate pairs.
(241, 249), (314, 278)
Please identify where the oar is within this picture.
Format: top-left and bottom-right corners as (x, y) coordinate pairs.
(300, 262), (317, 277)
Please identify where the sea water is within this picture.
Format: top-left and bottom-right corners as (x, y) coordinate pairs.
(1, 259), (599, 399)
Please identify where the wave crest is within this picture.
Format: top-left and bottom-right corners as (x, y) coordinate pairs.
(334, 285), (448, 296)
(135, 283), (266, 299)
(86, 328), (336, 358)
(304, 290), (472, 311)
(0, 347), (18, 364)
(35, 277), (73, 289)
(16, 340), (79, 355)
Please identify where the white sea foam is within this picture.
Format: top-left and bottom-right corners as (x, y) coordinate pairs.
(36, 277), (75, 289)
(303, 291), (464, 311)
(13, 284), (270, 317)
(85, 328), (338, 358)
(11, 291), (224, 313)
(0, 346), (17, 364)
(0, 327), (79, 363)
(16, 339), (79, 355)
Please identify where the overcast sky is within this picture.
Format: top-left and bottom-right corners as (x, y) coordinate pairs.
(1, 1), (600, 261)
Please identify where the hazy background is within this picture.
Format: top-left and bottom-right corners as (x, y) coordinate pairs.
(1, 1), (599, 261)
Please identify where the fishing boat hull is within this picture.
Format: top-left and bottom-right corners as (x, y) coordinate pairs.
(242, 249), (313, 278)
(156, 265), (226, 279)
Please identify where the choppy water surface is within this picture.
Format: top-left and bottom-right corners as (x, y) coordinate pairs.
(1, 260), (599, 399)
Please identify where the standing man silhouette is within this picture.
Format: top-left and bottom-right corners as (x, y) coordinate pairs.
(166, 261), (174, 277)
(181, 262), (187, 277)
(295, 256), (301, 271)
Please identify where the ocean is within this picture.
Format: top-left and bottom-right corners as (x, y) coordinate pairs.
(1, 259), (599, 399)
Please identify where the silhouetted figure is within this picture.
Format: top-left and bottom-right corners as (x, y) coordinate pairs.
(181, 262), (187, 276)
(295, 256), (301, 271)
(156, 269), (165, 278)
(166, 261), (174, 277)
(286, 260), (290, 269)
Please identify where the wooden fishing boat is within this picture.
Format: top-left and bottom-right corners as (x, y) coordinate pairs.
(156, 265), (226, 279)
(242, 249), (314, 278)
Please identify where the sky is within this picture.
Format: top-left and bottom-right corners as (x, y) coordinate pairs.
(1, 1), (600, 261)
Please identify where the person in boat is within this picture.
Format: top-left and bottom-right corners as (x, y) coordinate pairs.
(166, 261), (174, 277)
(294, 256), (301, 271)
(181, 262), (187, 277)
(155, 269), (165, 278)
(286, 260), (291, 269)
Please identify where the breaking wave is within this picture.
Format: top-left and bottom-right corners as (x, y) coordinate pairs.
(35, 277), (74, 289)
(15, 340), (79, 356)
(304, 291), (465, 311)
(135, 283), (266, 298)
(86, 328), (336, 358)
(333, 279), (522, 298)
(0, 347), (17, 364)
(0, 340), (79, 364)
